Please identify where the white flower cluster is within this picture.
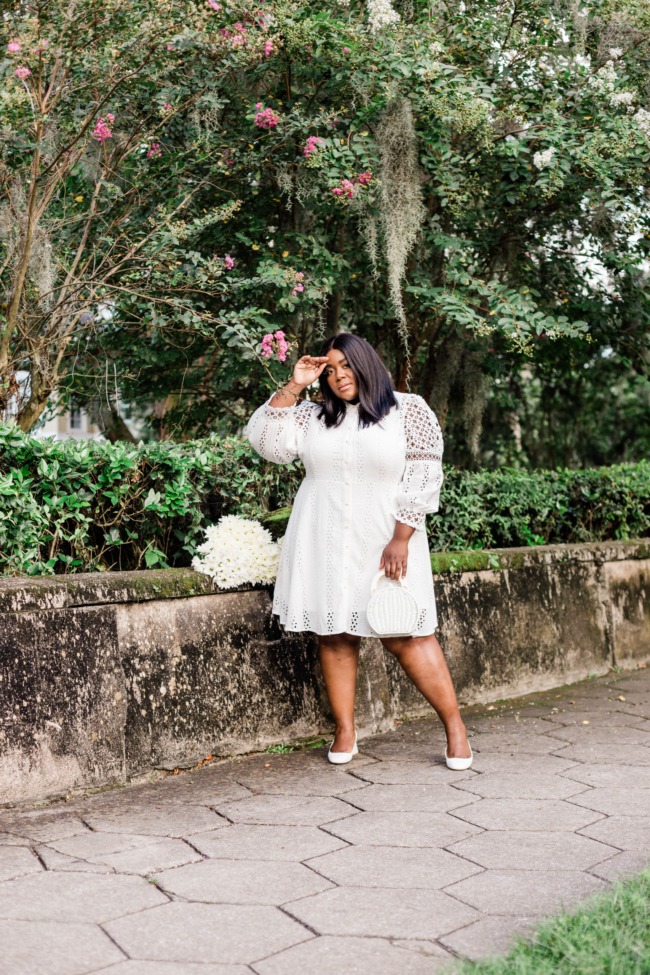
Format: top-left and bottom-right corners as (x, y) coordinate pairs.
(428, 40), (445, 56)
(588, 61), (618, 94)
(367, 0), (400, 32)
(610, 91), (634, 107)
(532, 146), (556, 170)
(191, 515), (281, 589)
(609, 47), (624, 59)
(633, 108), (650, 135)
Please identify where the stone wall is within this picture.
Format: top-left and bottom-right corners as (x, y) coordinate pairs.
(1, 540), (649, 806)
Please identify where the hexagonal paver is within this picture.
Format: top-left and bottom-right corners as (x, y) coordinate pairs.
(84, 804), (228, 837)
(454, 772), (587, 801)
(446, 869), (606, 915)
(467, 718), (553, 735)
(545, 711), (645, 727)
(0, 816), (90, 844)
(325, 810), (481, 848)
(36, 846), (116, 874)
(472, 734), (562, 755)
(190, 824), (346, 860)
(351, 761), (476, 785)
(0, 845), (43, 881)
(0, 871), (167, 922)
(285, 885), (479, 939)
(447, 830), (617, 870)
(47, 831), (201, 874)
(216, 794), (356, 825)
(548, 726), (650, 745)
(589, 850), (650, 881)
(306, 844), (482, 888)
(359, 740), (447, 762)
(569, 787), (650, 816)
(560, 763), (650, 789)
(153, 857), (333, 904)
(234, 769), (369, 796)
(104, 964), (250, 975)
(553, 744), (650, 765)
(137, 780), (254, 809)
(345, 783), (479, 813)
(470, 753), (579, 775)
(579, 816), (650, 850)
(439, 916), (534, 960)
(104, 901), (312, 964)
(0, 918), (125, 975)
(453, 798), (603, 832)
(252, 935), (451, 975)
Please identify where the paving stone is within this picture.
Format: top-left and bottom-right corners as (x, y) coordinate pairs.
(454, 798), (603, 832)
(0, 816), (90, 843)
(234, 768), (370, 797)
(359, 740), (447, 762)
(579, 816), (650, 850)
(190, 823), (346, 860)
(216, 793), (356, 825)
(454, 772), (587, 801)
(446, 869), (606, 915)
(36, 846), (116, 874)
(102, 964), (251, 975)
(560, 763), (650, 789)
(468, 753), (579, 774)
(0, 844), (43, 881)
(351, 761), (477, 785)
(306, 843), (482, 888)
(284, 885), (479, 939)
(471, 734), (562, 755)
(343, 783), (480, 813)
(447, 830), (617, 870)
(252, 935), (451, 975)
(45, 831), (202, 874)
(105, 901), (312, 964)
(84, 804), (228, 837)
(0, 833), (34, 846)
(0, 871), (167, 922)
(439, 916), (534, 960)
(614, 703), (650, 719)
(569, 787), (650, 816)
(153, 856), (333, 904)
(390, 940), (453, 960)
(325, 810), (482, 848)
(117, 780), (255, 809)
(553, 743), (650, 765)
(547, 725), (650, 745)
(466, 717), (554, 735)
(589, 850), (650, 881)
(545, 711), (646, 727)
(0, 918), (125, 975)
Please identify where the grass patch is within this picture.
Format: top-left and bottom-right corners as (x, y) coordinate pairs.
(457, 869), (650, 975)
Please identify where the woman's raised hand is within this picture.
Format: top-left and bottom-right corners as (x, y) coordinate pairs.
(293, 355), (329, 389)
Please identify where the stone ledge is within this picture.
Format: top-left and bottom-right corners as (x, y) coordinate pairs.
(430, 539), (650, 574)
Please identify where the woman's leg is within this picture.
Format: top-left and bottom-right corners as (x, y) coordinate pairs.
(319, 633), (361, 752)
(381, 633), (471, 758)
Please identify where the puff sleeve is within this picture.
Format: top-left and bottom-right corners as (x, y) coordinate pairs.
(395, 394), (444, 531)
(246, 398), (317, 464)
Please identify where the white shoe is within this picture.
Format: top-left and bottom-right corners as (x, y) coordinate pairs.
(328, 733), (359, 765)
(445, 743), (473, 771)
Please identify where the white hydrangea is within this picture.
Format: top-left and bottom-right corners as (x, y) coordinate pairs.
(588, 61), (617, 94)
(192, 515), (281, 589)
(610, 91), (634, 107)
(633, 108), (650, 135)
(367, 0), (400, 32)
(532, 146), (556, 169)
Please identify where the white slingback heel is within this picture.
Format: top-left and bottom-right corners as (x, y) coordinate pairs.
(328, 733), (359, 765)
(445, 743), (473, 771)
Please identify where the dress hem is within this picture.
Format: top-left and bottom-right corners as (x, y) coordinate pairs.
(274, 611), (437, 639)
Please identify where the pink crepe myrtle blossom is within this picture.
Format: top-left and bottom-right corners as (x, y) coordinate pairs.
(264, 40), (273, 56)
(255, 105), (280, 129)
(93, 116), (113, 141)
(146, 143), (162, 158)
(163, 103), (172, 110)
(224, 255), (235, 270)
(343, 46), (350, 54)
(260, 330), (289, 362)
(15, 66), (31, 80)
(167, 43), (175, 50)
(231, 34), (246, 48)
(207, 0), (222, 8)
(7, 41), (20, 53)
(357, 171), (372, 185)
(303, 136), (324, 158)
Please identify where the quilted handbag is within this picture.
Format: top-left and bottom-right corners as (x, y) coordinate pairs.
(366, 569), (419, 637)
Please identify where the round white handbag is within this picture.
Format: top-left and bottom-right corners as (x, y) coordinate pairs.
(366, 569), (419, 638)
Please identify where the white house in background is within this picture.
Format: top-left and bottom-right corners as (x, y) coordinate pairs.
(37, 406), (103, 442)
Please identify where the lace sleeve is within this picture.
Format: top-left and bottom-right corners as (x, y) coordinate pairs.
(246, 398), (316, 464)
(395, 394), (444, 531)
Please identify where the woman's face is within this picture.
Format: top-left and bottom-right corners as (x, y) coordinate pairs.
(324, 347), (359, 401)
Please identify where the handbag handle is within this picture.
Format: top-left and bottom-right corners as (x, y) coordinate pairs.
(371, 569), (409, 593)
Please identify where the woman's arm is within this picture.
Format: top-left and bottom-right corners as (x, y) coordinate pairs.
(380, 522), (415, 580)
(268, 356), (329, 409)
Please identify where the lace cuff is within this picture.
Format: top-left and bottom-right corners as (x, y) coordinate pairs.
(395, 508), (426, 531)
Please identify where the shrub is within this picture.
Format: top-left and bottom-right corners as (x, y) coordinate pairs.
(1, 423), (649, 575)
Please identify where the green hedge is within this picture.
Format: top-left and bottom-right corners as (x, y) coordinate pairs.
(1, 423), (649, 575)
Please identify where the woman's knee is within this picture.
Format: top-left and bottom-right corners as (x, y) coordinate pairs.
(381, 636), (410, 658)
(319, 633), (361, 653)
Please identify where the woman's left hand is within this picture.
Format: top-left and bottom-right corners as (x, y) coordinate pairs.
(380, 522), (415, 579)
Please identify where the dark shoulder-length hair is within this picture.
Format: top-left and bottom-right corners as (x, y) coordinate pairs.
(317, 333), (397, 428)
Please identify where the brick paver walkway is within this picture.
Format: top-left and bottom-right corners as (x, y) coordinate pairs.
(1, 667), (650, 975)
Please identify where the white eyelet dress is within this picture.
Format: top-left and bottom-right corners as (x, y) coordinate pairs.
(246, 392), (444, 638)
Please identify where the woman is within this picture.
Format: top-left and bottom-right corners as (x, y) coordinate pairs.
(247, 333), (472, 769)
